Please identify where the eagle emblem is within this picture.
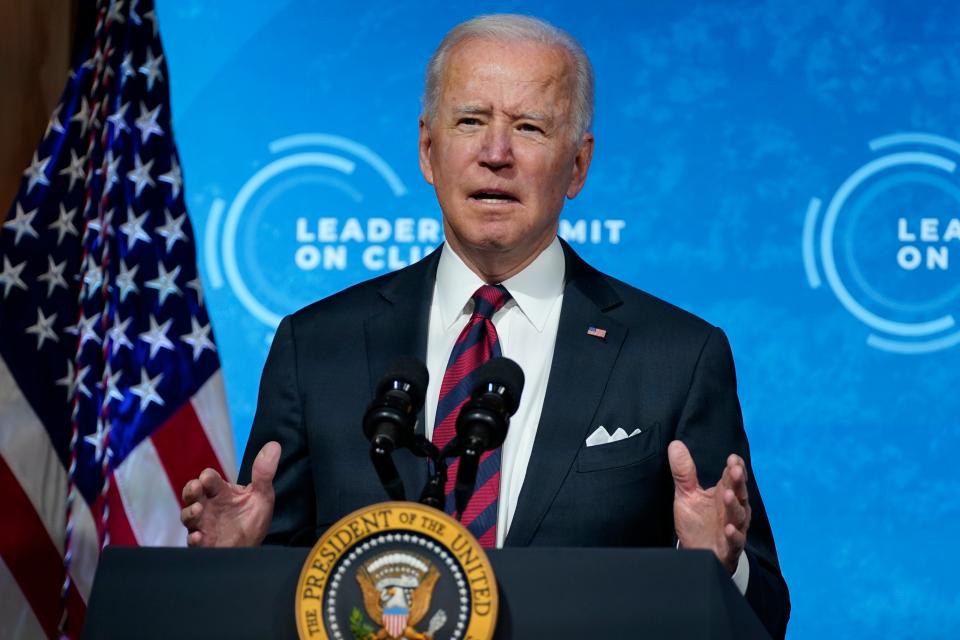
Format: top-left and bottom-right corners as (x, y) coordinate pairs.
(355, 552), (445, 640)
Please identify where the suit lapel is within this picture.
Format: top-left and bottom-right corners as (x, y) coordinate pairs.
(363, 249), (441, 498)
(505, 243), (626, 546)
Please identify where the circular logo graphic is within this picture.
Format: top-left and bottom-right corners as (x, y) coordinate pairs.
(295, 502), (497, 640)
(803, 132), (960, 354)
(204, 134), (441, 332)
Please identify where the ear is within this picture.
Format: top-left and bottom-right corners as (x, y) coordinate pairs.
(418, 119), (435, 186)
(565, 132), (594, 199)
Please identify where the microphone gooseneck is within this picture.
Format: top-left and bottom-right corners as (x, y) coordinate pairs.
(362, 356), (429, 501)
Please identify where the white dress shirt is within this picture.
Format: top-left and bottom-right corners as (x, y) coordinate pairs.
(422, 238), (749, 594)
(424, 238), (565, 548)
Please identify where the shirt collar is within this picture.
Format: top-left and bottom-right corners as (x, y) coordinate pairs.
(436, 237), (565, 332)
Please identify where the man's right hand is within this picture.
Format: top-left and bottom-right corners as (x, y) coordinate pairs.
(180, 441), (281, 547)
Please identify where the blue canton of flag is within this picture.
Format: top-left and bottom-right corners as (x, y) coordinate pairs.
(0, 1), (235, 638)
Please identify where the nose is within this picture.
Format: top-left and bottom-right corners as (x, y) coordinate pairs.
(478, 122), (513, 170)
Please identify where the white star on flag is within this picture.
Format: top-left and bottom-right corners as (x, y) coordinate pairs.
(71, 96), (92, 135)
(130, 368), (165, 411)
(85, 208), (116, 239)
(37, 256), (69, 297)
(103, 149), (123, 192)
(4, 204), (40, 245)
(59, 149), (87, 191)
(142, 8), (158, 36)
(54, 360), (75, 401)
(121, 51), (136, 81)
(45, 104), (65, 137)
(156, 209), (187, 252)
(106, 0), (126, 25)
(145, 263), (182, 304)
(81, 48), (102, 71)
(115, 259), (141, 301)
(0, 256), (28, 297)
(181, 317), (216, 361)
(26, 309), (59, 350)
(139, 315), (175, 359)
(74, 364), (93, 399)
(77, 312), (103, 348)
(103, 367), (125, 403)
(126, 153), (156, 197)
(23, 152), (52, 194)
(83, 263), (104, 299)
(106, 101), (131, 136)
(134, 101), (163, 143)
(48, 204), (79, 244)
(120, 207), (152, 249)
(107, 315), (135, 355)
(138, 48), (164, 91)
(83, 420), (112, 463)
(158, 157), (183, 198)
(186, 275), (204, 304)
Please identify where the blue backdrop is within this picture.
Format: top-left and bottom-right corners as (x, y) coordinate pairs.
(157, 1), (960, 637)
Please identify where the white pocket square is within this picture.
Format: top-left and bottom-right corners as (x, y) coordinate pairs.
(585, 425), (642, 447)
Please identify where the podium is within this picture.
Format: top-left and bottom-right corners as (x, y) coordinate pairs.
(82, 546), (770, 639)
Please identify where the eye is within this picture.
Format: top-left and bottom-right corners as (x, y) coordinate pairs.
(457, 117), (482, 127)
(517, 122), (544, 134)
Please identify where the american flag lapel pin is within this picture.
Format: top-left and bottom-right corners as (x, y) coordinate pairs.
(586, 326), (607, 339)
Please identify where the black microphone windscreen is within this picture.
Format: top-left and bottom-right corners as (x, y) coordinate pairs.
(380, 355), (429, 406)
(474, 357), (525, 408)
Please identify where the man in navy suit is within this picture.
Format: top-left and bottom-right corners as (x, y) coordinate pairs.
(182, 14), (789, 637)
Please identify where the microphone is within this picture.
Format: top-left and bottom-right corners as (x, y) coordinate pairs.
(454, 357), (525, 517)
(363, 356), (429, 501)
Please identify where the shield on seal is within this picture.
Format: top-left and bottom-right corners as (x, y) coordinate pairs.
(383, 605), (409, 638)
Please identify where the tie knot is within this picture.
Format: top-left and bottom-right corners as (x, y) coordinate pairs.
(471, 284), (511, 319)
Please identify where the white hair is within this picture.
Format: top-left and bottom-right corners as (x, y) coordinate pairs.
(421, 14), (594, 142)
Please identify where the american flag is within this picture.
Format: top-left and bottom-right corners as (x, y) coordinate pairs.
(0, 1), (235, 637)
(586, 326), (607, 339)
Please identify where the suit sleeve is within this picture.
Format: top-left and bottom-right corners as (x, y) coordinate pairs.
(675, 327), (791, 639)
(238, 315), (317, 545)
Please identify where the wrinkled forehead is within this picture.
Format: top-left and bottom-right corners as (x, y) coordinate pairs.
(439, 36), (577, 107)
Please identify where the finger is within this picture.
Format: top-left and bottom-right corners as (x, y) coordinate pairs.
(251, 441), (281, 495)
(668, 440), (700, 494)
(727, 458), (749, 504)
(724, 523), (746, 552)
(180, 502), (202, 528)
(182, 478), (203, 505)
(723, 489), (747, 530)
(199, 468), (227, 499)
(187, 530), (204, 547)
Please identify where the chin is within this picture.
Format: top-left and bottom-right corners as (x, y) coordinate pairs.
(450, 225), (517, 252)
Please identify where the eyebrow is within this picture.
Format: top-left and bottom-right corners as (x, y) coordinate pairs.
(453, 104), (491, 116)
(452, 105), (553, 123)
(509, 110), (550, 122)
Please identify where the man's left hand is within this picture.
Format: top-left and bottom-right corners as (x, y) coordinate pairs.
(668, 439), (751, 575)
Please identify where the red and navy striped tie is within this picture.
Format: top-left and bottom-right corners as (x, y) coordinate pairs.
(433, 284), (511, 548)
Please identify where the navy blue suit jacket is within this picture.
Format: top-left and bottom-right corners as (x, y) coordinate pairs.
(239, 241), (790, 637)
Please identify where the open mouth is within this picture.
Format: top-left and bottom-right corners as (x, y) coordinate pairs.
(469, 190), (519, 204)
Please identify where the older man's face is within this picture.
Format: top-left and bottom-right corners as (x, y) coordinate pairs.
(419, 37), (593, 272)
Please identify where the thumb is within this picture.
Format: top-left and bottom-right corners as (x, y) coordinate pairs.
(250, 441), (281, 495)
(668, 440), (700, 494)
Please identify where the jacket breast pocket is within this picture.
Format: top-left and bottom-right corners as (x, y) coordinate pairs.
(575, 425), (660, 473)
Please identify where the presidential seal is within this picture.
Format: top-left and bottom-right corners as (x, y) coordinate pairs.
(295, 502), (497, 640)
